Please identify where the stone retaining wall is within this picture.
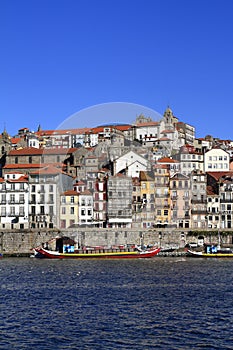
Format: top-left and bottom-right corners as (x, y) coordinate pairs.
(1, 228), (233, 255)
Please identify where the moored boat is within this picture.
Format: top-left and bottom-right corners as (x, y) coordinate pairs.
(187, 244), (233, 258)
(34, 246), (160, 259)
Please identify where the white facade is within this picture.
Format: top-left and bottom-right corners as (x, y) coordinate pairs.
(0, 172), (29, 229)
(78, 191), (93, 225)
(180, 152), (204, 175)
(204, 148), (230, 172)
(113, 150), (148, 177)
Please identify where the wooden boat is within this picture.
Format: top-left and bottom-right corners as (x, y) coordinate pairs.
(34, 246), (161, 259)
(187, 245), (233, 258)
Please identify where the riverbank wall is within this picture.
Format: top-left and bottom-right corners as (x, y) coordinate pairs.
(1, 228), (233, 256)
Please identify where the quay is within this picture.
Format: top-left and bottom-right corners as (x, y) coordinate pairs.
(1, 228), (233, 257)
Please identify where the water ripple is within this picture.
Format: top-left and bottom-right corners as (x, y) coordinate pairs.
(1, 258), (233, 349)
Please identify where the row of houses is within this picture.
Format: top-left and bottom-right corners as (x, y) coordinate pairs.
(0, 164), (233, 231)
(0, 107), (233, 231)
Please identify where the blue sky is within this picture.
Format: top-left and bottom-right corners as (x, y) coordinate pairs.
(1, 0), (233, 139)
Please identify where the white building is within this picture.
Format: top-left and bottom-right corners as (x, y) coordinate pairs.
(28, 165), (73, 229)
(0, 172), (29, 230)
(204, 148), (230, 172)
(113, 150), (148, 177)
(78, 190), (93, 225)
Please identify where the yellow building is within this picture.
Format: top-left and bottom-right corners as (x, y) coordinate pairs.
(154, 164), (171, 227)
(140, 171), (155, 228)
(60, 190), (79, 229)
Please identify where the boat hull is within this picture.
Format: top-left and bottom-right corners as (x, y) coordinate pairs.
(187, 250), (233, 258)
(34, 247), (161, 259)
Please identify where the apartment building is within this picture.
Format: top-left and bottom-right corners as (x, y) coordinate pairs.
(0, 172), (29, 230)
(173, 144), (204, 175)
(204, 148), (230, 172)
(28, 165), (73, 229)
(170, 173), (191, 228)
(78, 190), (94, 226)
(107, 174), (132, 228)
(154, 164), (171, 227)
(60, 190), (79, 229)
(93, 172), (107, 228)
(207, 186), (220, 229)
(140, 171), (155, 228)
(219, 174), (233, 229)
(190, 170), (207, 229)
(132, 177), (142, 228)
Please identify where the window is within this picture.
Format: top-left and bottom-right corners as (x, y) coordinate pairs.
(10, 194), (15, 203)
(61, 196), (66, 204)
(29, 156), (32, 164)
(70, 196), (74, 203)
(164, 210), (168, 216)
(70, 207), (74, 215)
(49, 194), (53, 203)
(1, 207), (6, 216)
(31, 185), (36, 192)
(49, 185), (53, 192)
(60, 220), (66, 229)
(62, 207), (66, 215)
(10, 206), (15, 215)
(81, 209), (85, 215)
(19, 207), (24, 216)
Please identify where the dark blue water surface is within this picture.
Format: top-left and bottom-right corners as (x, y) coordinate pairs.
(1, 257), (233, 349)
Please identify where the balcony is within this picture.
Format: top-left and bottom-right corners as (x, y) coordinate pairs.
(191, 199), (206, 204)
(155, 193), (169, 198)
(191, 210), (207, 215)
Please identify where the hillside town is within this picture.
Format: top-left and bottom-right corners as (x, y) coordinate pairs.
(0, 107), (233, 233)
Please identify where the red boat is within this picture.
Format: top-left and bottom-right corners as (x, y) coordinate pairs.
(34, 246), (161, 259)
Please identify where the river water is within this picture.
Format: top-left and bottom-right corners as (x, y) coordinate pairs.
(1, 257), (233, 349)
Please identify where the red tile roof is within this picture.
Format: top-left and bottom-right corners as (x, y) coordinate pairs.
(62, 190), (79, 196)
(8, 147), (78, 156)
(36, 128), (90, 136)
(3, 163), (64, 169)
(7, 175), (28, 183)
(206, 171), (233, 181)
(30, 165), (70, 176)
(158, 157), (179, 164)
